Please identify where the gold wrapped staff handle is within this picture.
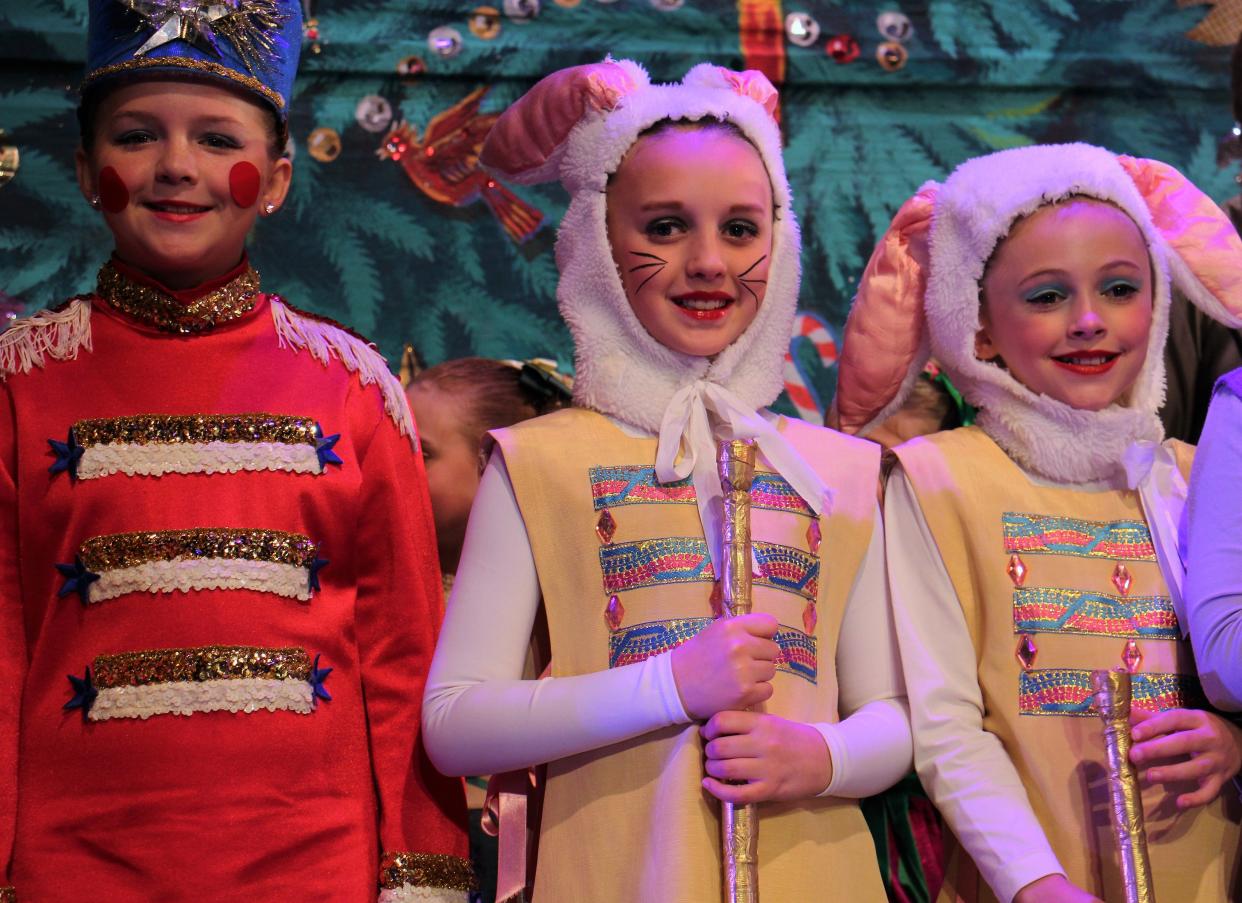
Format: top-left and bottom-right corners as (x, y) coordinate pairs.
(718, 439), (759, 903)
(1092, 669), (1155, 903)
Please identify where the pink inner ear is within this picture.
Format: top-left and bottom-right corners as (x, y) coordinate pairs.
(98, 166), (129, 213)
(229, 161), (262, 208)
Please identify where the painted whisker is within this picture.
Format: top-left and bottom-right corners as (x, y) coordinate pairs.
(738, 254), (767, 279)
(636, 265), (665, 293)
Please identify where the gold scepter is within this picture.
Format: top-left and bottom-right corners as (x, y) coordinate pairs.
(1092, 669), (1155, 903)
(718, 438), (759, 903)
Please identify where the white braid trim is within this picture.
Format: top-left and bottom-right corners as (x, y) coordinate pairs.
(378, 888), (469, 903)
(90, 678), (314, 720)
(269, 300), (418, 451)
(0, 300), (92, 379)
(91, 559), (311, 603)
(79, 441), (322, 479)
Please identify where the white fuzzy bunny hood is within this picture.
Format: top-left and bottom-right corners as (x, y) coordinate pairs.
(928, 143), (1176, 483)
(554, 60), (801, 434)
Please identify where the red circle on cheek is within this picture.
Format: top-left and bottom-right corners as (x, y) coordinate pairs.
(98, 166), (129, 214)
(229, 161), (262, 208)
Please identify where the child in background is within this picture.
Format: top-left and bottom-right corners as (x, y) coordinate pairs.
(0, 1), (468, 898)
(836, 144), (1242, 903)
(407, 358), (571, 582)
(421, 61), (912, 901)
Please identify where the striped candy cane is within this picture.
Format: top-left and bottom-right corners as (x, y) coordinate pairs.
(784, 311), (839, 422)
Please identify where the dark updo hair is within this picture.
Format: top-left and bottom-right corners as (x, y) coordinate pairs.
(411, 357), (571, 446)
(77, 77), (288, 159)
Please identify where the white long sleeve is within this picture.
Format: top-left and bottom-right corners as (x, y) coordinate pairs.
(1186, 386), (1242, 711)
(421, 451), (690, 776)
(885, 469), (1063, 903)
(814, 511), (913, 798)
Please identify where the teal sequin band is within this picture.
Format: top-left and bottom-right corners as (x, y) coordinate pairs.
(600, 538), (818, 601)
(1013, 588), (1179, 639)
(1019, 668), (1203, 717)
(1003, 513), (1155, 560)
(609, 617), (817, 683)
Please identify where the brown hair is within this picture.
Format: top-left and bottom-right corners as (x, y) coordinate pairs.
(412, 357), (570, 446)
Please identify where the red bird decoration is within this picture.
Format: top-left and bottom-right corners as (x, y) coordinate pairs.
(377, 87), (543, 244)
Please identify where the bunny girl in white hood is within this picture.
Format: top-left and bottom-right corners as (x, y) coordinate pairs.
(421, 60), (912, 902)
(834, 144), (1242, 903)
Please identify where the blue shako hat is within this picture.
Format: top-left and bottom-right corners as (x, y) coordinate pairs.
(82, 0), (302, 117)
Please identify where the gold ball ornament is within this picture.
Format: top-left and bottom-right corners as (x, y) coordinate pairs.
(307, 127), (342, 163)
(469, 7), (501, 39)
(876, 41), (908, 71)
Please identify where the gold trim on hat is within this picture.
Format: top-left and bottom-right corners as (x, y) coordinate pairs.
(82, 55), (285, 110)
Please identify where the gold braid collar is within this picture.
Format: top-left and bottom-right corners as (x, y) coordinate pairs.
(96, 261), (261, 334)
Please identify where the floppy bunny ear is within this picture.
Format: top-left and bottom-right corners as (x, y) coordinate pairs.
(479, 59), (645, 185)
(680, 64), (780, 118)
(1117, 155), (1242, 328)
(830, 182), (938, 435)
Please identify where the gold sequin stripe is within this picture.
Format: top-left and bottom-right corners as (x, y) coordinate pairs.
(380, 852), (477, 893)
(82, 56), (285, 110)
(93, 645), (310, 688)
(96, 260), (261, 335)
(73, 413), (319, 448)
(0, 887), (15, 903)
(79, 528), (318, 572)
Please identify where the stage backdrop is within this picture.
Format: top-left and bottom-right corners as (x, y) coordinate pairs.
(0, 0), (1236, 419)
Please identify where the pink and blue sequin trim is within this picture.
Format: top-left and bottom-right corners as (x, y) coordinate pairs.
(589, 466), (813, 515)
(1018, 668), (1201, 717)
(1013, 588), (1179, 639)
(600, 538), (818, 602)
(608, 617), (817, 684)
(1002, 513), (1155, 560)
(600, 538), (714, 591)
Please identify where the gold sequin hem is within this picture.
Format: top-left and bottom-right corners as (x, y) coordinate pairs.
(74, 413), (319, 447)
(80, 528), (319, 571)
(83, 56), (285, 110)
(96, 261), (262, 335)
(93, 645), (311, 687)
(380, 852), (477, 892)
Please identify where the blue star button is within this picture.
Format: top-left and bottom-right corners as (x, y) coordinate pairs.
(56, 557), (100, 606)
(314, 424), (343, 471)
(64, 667), (98, 719)
(48, 429), (84, 481)
(309, 654), (333, 703)
(308, 556), (329, 594)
